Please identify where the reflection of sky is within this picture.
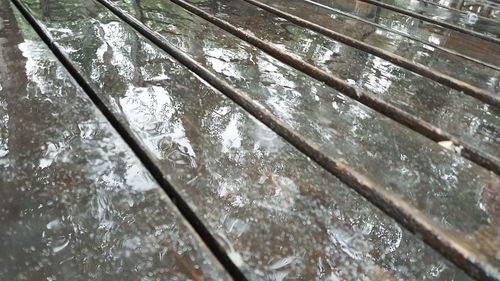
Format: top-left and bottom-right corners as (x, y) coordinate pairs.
(0, 97), (9, 164)
(428, 33), (442, 45)
(96, 22), (135, 80)
(361, 56), (395, 94)
(19, 40), (54, 96)
(205, 47), (246, 80)
(15, 24), (158, 192)
(0, 10), (229, 279)
(317, 45), (340, 64)
(121, 85), (197, 161)
(221, 114), (242, 153)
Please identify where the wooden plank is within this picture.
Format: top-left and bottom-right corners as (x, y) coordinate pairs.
(10, 0), (479, 280)
(16, 0), (500, 279)
(416, 0), (500, 23)
(451, 0), (500, 20)
(0, 2), (230, 280)
(300, 0), (500, 70)
(355, 0), (500, 43)
(304, 0), (500, 66)
(368, 0), (500, 37)
(277, 0), (500, 69)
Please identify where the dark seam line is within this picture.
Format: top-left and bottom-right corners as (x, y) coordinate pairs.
(302, 0), (500, 71)
(417, 0), (500, 24)
(10, 0), (246, 280)
(243, 0), (500, 108)
(357, 0), (500, 44)
(98, 0), (497, 280)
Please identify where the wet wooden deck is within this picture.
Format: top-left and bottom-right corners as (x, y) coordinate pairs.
(0, 0), (499, 280)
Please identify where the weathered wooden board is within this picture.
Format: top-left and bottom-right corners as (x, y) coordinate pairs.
(243, 0), (500, 94)
(287, 0), (500, 69)
(0, 2), (229, 280)
(425, 0), (500, 21)
(10, 0), (480, 279)
(358, 0), (500, 39)
(349, 0), (500, 45)
(295, 0), (500, 70)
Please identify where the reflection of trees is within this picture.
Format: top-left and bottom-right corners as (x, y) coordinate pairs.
(459, 0), (499, 18)
(1, 1), (229, 280)
(294, 0), (500, 82)
(13, 0), (495, 279)
(40, 0), (50, 17)
(1, 2), (93, 279)
(79, 0), (480, 280)
(198, 0), (500, 158)
(113, 0), (498, 277)
(0, 3), (140, 279)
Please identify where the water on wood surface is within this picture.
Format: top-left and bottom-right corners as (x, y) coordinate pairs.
(184, 0), (500, 159)
(364, 0), (500, 38)
(1, 0), (499, 279)
(425, 0), (500, 21)
(0, 3), (229, 280)
(4, 0), (481, 279)
(288, 0), (500, 69)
